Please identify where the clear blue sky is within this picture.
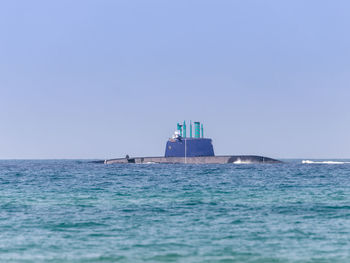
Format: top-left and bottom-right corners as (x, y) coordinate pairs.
(1, 0), (349, 159)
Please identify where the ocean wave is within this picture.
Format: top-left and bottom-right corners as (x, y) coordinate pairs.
(302, 160), (350, 164)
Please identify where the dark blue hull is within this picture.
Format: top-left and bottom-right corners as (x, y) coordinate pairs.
(104, 155), (282, 164)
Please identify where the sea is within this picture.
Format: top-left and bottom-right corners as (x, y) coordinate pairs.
(1, 160), (350, 263)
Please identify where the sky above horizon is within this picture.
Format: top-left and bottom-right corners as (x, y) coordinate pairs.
(1, 0), (350, 159)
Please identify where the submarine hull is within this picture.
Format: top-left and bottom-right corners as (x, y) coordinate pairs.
(104, 155), (281, 164)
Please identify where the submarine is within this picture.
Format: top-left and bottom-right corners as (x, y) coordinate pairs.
(104, 121), (281, 164)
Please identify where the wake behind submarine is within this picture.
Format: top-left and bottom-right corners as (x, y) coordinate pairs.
(104, 121), (281, 164)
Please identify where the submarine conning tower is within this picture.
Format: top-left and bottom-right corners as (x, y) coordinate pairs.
(165, 121), (215, 157)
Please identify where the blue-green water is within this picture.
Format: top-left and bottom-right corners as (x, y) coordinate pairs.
(1, 160), (350, 262)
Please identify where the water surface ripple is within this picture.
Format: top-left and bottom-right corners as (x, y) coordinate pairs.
(1, 160), (350, 262)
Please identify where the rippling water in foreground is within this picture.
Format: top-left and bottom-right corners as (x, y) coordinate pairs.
(1, 160), (350, 262)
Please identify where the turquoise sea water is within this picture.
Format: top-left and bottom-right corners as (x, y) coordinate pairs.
(1, 160), (350, 262)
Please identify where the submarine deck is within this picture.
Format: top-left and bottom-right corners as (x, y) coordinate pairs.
(104, 155), (281, 164)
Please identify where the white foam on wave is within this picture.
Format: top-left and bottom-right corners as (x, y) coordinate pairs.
(234, 158), (252, 164)
(302, 160), (350, 164)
